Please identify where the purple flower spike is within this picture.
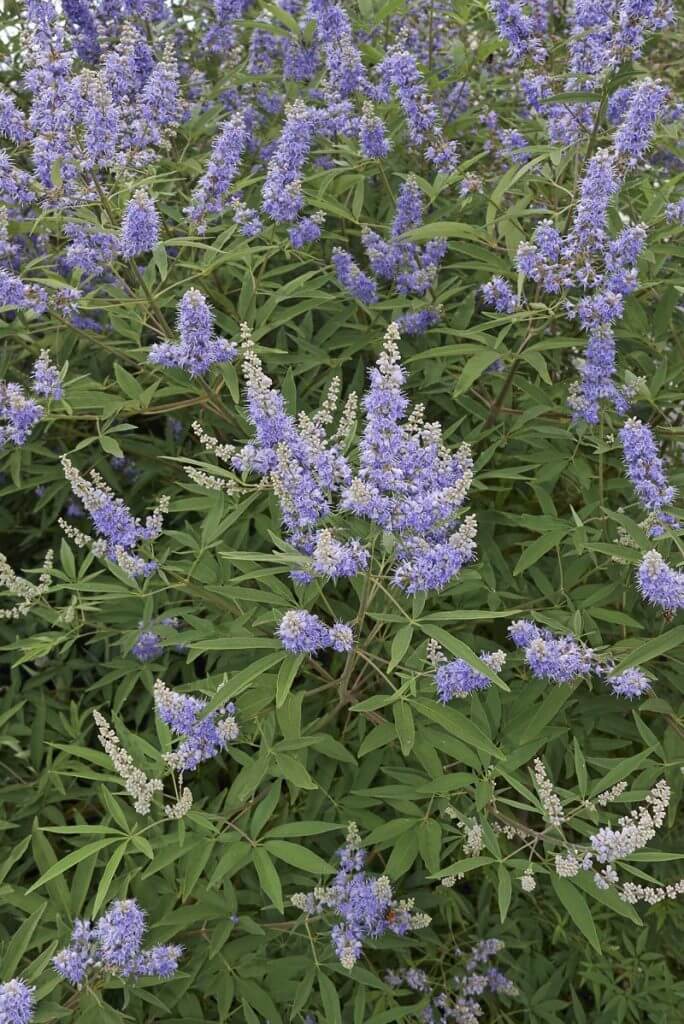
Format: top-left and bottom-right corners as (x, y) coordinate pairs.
(276, 605), (356, 655)
(509, 619), (594, 683)
(637, 551), (684, 613)
(481, 276), (518, 313)
(607, 667), (651, 699)
(619, 418), (678, 534)
(31, 349), (62, 400)
(332, 248), (378, 304)
(53, 899), (182, 987)
(149, 289), (237, 377)
(121, 190), (160, 259)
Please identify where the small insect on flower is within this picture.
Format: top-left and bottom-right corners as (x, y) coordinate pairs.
(291, 823), (430, 970)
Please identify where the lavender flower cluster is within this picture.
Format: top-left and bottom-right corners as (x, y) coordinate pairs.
(0, 981), (34, 1024)
(427, 622), (652, 703)
(619, 417), (679, 536)
(132, 617), (186, 662)
(386, 939), (517, 1024)
(615, 418), (683, 613)
(277, 610), (354, 654)
(53, 899), (182, 986)
(333, 178), (446, 332)
(153, 677), (239, 772)
(59, 456), (169, 577)
(0, 0), (682, 1016)
(509, 619), (652, 698)
(511, 81), (669, 425)
(432, 646), (507, 702)
(291, 823), (431, 969)
(197, 321), (477, 598)
(0, 351), (61, 447)
(0, 0), (469, 339)
(149, 289), (237, 377)
(94, 679), (239, 821)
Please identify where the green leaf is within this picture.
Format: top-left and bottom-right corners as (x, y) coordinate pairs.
(432, 856), (494, 878)
(588, 747), (656, 799)
(275, 654), (304, 707)
(30, 829), (70, 914)
(208, 842), (252, 888)
(273, 752), (317, 790)
(264, 821), (340, 839)
(264, 840), (333, 875)
(393, 701), (415, 757)
(417, 820), (442, 874)
(26, 838), (119, 894)
(317, 971), (342, 1024)
(540, 89), (602, 105)
(453, 350), (503, 397)
(114, 364), (143, 400)
(191, 637), (282, 652)
(511, 685), (575, 745)
(98, 433), (125, 458)
(497, 863), (512, 923)
(385, 830), (419, 879)
(513, 528), (567, 575)
(414, 698), (501, 757)
(92, 841), (129, 917)
(551, 876), (602, 953)
(252, 848), (284, 913)
(388, 624), (414, 672)
(0, 905), (45, 978)
(520, 349), (552, 385)
(610, 625), (684, 674)
(402, 221), (487, 243)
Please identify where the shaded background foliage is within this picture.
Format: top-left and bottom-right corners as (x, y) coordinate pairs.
(0, 0), (683, 1020)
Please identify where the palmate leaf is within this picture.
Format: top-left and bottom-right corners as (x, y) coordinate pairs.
(0, 0), (682, 1017)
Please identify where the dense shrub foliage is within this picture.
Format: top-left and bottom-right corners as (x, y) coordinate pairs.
(0, 0), (683, 1020)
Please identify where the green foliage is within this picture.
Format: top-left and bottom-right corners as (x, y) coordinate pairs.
(0, 0), (683, 1020)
